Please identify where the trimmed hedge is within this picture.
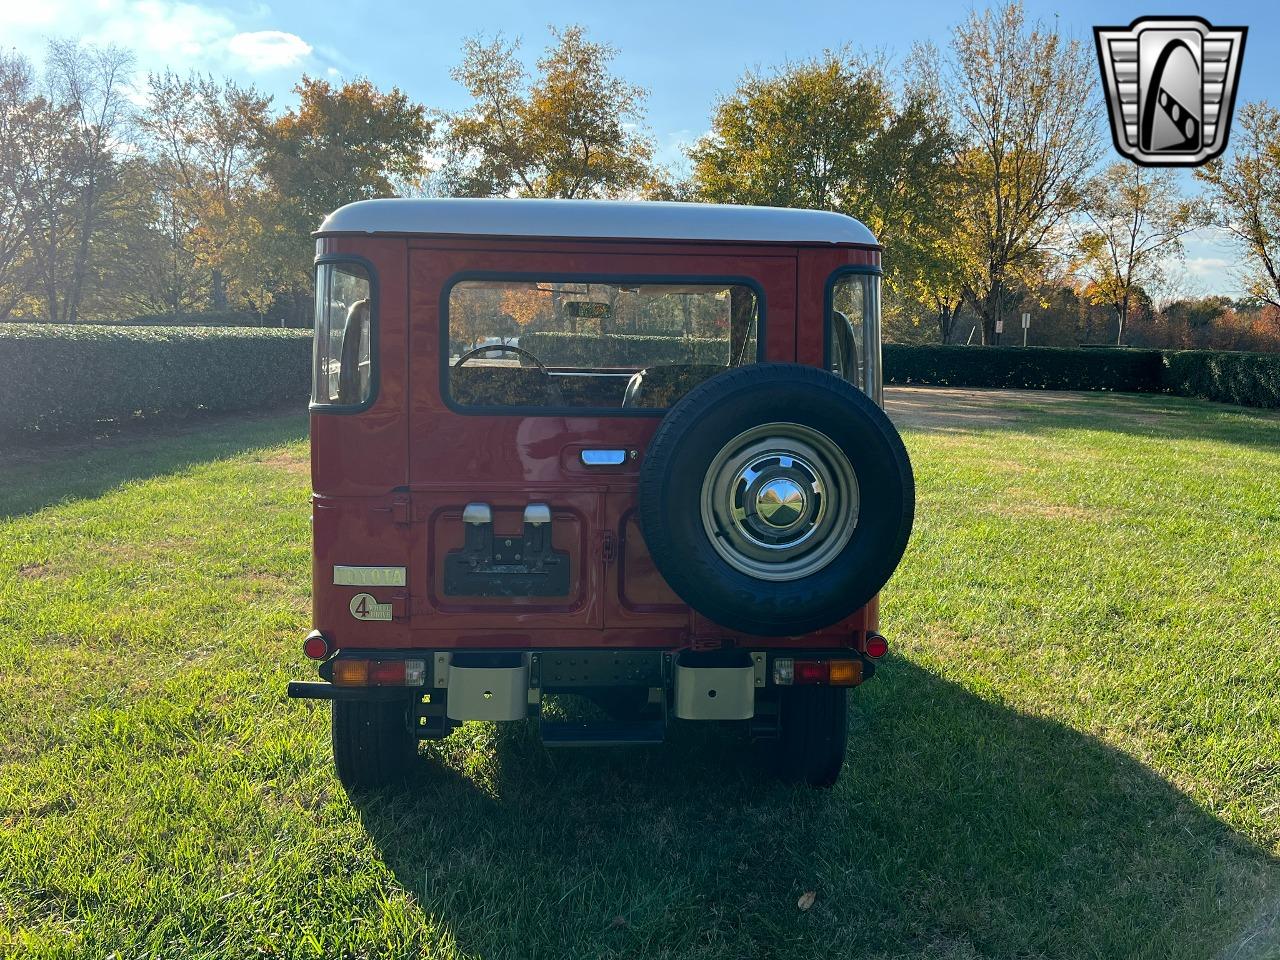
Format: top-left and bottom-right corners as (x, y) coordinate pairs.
(519, 331), (730, 367)
(0, 324), (312, 435)
(5, 325), (1277, 438)
(107, 311), (268, 327)
(1161, 350), (1280, 408)
(1, 311), (272, 328)
(884, 345), (1165, 392)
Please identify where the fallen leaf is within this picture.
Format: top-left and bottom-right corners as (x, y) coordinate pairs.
(609, 916), (628, 929)
(797, 890), (816, 911)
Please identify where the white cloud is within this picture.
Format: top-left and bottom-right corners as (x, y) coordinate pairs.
(0, 1), (314, 78)
(227, 30), (311, 71)
(1186, 256), (1230, 278)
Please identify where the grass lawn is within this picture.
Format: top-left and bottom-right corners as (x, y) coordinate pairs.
(1, 390), (1278, 959)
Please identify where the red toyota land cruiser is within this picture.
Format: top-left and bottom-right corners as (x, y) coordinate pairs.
(288, 198), (914, 788)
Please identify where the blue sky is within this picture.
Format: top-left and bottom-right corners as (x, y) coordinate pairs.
(4, 0), (1277, 296)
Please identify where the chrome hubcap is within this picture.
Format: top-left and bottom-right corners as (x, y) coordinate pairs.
(699, 423), (859, 582)
(756, 477), (807, 528)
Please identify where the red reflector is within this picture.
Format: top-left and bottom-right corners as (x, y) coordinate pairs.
(303, 633), (329, 661)
(793, 660), (828, 684)
(368, 660), (406, 685)
(865, 634), (889, 659)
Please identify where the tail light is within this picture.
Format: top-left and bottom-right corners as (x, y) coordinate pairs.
(332, 659), (368, 685)
(773, 658), (862, 686)
(864, 633), (889, 659)
(331, 658), (426, 686)
(303, 631), (330, 660)
(794, 660), (827, 684)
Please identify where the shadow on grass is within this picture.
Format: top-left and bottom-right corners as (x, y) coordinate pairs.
(0, 408), (308, 518)
(350, 661), (1277, 959)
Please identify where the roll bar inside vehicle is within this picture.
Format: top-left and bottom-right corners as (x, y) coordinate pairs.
(291, 198), (913, 788)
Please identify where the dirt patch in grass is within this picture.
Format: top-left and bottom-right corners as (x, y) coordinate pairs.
(993, 499), (1107, 522)
(886, 385), (1280, 435)
(17, 562), (51, 579)
(886, 386), (1030, 431)
(257, 451), (308, 475)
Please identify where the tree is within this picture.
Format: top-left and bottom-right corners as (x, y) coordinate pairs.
(1194, 101), (1280, 309)
(444, 26), (654, 198)
(45, 39), (134, 323)
(11, 91), (85, 322)
(255, 76), (432, 313)
(137, 72), (271, 311)
(85, 157), (207, 318)
(946, 2), (1098, 344)
(690, 51), (894, 212)
(0, 51), (36, 319)
(1075, 163), (1201, 344)
(688, 49), (957, 337)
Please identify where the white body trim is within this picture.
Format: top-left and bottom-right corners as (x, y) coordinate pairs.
(318, 198), (877, 246)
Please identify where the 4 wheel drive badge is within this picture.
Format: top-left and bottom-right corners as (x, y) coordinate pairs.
(349, 593), (392, 621)
(1095, 17), (1246, 167)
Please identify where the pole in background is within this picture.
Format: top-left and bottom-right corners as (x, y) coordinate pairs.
(994, 317), (1004, 346)
(1022, 311), (1030, 347)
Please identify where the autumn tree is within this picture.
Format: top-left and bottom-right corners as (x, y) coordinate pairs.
(45, 39), (134, 322)
(85, 156), (209, 318)
(0, 52), (36, 319)
(255, 76), (432, 308)
(945, 2), (1098, 343)
(444, 26), (655, 198)
(137, 72), (271, 310)
(9, 84), (86, 322)
(1076, 163), (1201, 344)
(688, 49), (957, 336)
(1194, 101), (1280, 309)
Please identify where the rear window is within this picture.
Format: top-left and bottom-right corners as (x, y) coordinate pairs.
(445, 278), (760, 411)
(313, 260), (374, 408)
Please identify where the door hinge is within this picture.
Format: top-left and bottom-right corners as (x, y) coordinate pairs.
(601, 530), (617, 564)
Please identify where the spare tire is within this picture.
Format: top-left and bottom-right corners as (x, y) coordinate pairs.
(639, 363), (913, 636)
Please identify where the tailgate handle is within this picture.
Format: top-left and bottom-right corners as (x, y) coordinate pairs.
(581, 449), (626, 466)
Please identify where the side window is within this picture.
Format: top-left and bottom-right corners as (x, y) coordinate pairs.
(313, 261), (374, 408)
(828, 274), (867, 391)
(445, 278), (761, 411)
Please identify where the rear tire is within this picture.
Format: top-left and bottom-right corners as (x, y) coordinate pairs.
(771, 688), (848, 787)
(331, 699), (417, 791)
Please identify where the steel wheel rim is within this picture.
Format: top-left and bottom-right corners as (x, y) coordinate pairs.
(699, 422), (859, 582)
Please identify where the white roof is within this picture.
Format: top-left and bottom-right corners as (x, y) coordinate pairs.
(317, 198), (878, 246)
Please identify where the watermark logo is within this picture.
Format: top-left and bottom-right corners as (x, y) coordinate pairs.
(1094, 16), (1247, 167)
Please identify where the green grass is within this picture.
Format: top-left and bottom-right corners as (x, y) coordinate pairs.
(1, 392), (1278, 959)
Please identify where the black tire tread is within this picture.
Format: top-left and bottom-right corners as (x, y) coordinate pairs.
(774, 687), (848, 787)
(331, 699), (417, 791)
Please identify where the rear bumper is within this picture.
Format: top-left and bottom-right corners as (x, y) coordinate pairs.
(287, 647), (876, 705)
(289, 647), (879, 745)
(287, 681), (412, 701)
